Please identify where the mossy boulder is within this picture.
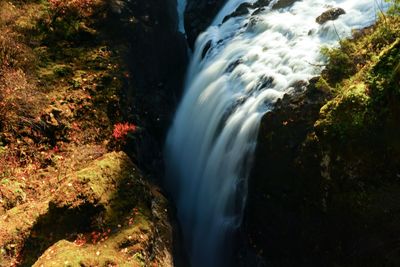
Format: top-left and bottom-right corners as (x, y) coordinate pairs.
(0, 152), (173, 266)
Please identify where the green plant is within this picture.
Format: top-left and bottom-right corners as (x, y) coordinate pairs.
(385, 0), (400, 15)
(321, 40), (357, 84)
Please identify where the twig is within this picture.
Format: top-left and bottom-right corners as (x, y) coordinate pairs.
(332, 22), (342, 43)
(306, 61), (327, 67)
(374, 0), (388, 27)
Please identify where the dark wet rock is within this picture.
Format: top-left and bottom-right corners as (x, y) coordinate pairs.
(222, 3), (253, 23)
(222, 0), (272, 24)
(257, 76), (275, 90)
(241, 81), (331, 266)
(316, 7), (346, 24)
(290, 79), (309, 91)
(226, 58), (244, 73)
(272, 0), (299, 9)
(185, 0), (226, 48)
(202, 40), (213, 59)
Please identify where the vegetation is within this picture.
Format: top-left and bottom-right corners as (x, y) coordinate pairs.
(316, 9), (400, 143)
(0, 0), (131, 206)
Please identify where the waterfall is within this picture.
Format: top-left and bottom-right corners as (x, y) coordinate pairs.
(167, 0), (387, 266)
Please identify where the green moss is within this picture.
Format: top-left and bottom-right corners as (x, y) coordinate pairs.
(316, 15), (400, 144)
(53, 64), (73, 77)
(32, 239), (143, 267)
(368, 38), (400, 98)
(321, 40), (357, 84)
(316, 81), (373, 142)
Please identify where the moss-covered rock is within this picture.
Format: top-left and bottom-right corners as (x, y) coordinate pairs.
(0, 152), (173, 266)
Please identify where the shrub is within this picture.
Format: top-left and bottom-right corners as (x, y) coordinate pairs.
(386, 0), (400, 15)
(0, 29), (35, 71)
(112, 123), (136, 142)
(0, 68), (40, 134)
(321, 41), (357, 84)
(46, 0), (97, 38)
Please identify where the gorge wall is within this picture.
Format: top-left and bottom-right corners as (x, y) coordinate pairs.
(105, 0), (189, 171)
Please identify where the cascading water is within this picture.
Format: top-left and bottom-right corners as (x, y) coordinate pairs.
(167, 0), (387, 266)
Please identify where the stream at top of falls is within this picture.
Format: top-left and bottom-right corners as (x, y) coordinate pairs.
(177, 0), (186, 33)
(167, 0), (388, 266)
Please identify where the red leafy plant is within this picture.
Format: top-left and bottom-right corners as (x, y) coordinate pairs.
(112, 122), (136, 142)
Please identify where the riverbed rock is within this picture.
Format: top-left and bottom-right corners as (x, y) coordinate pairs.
(316, 7), (346, 24)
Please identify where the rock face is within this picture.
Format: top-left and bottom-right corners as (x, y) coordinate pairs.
(242, 37), (400, 266)
(104, 0), (189, 171)
(185, 0), (226, 48)
(316, 7), (346, 24)
(241, 81), (331, 266)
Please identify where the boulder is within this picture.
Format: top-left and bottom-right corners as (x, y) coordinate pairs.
(316, 7), (346, 24)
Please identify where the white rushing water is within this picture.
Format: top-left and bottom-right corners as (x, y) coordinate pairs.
(167, 0), (387, 266)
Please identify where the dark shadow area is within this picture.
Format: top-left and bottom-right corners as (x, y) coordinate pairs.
(19, 203), (104, 266)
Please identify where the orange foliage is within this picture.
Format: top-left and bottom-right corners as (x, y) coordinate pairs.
(112, 123), (136, 141)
